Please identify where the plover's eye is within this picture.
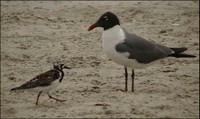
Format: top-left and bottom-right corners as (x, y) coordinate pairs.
(103, 16), (108, 21)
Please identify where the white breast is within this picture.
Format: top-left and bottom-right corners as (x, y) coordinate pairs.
(102, 25), (123, 47)
(30, 79), (60, 93)
(102, 25), (125, 56)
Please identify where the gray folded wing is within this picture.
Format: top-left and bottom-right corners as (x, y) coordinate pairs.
(115, 30), (173, 64)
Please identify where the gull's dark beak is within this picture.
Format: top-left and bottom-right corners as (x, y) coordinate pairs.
(88, 22), (99, 31)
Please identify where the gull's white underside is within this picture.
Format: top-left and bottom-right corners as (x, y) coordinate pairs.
(102, 25), (153, 69)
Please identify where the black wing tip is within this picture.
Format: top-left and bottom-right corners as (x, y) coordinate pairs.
(181, 47), (187, 49)
(182, 47), (188, 51)
(169, 47), (196, 58)
(170, 47), (188, 53)
(186, 54), (196, 58)
(169, 53), (196, 58)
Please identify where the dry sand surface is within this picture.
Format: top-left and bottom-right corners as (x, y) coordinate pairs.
(1, 1), (199, 118)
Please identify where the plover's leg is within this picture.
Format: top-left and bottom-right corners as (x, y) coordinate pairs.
(131, 69), (135, 92)
(124, 67), (128, 91)
(48, 93), (65, 102)
(36, 91), (42, 105)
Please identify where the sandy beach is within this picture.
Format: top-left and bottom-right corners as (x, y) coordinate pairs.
(1, 1), (199, 118)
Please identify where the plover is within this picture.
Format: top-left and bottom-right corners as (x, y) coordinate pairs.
(10, 63), (71, 105)
(88, 11), (196, 92)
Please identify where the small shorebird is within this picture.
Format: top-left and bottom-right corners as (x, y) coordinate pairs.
(11, 63), (71, 105)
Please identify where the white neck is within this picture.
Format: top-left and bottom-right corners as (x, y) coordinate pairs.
(102, 25), (125, 50)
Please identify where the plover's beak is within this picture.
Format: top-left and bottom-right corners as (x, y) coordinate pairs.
(63, 66), (71, 69)
(88, 22), (99, 31)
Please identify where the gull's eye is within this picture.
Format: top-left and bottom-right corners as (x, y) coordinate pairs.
(103, 16), (108, 21)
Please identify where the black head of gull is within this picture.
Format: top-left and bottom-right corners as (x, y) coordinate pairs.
(88, 12), (120, 31)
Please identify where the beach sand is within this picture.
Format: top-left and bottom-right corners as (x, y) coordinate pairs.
(1, 1), (199, 118)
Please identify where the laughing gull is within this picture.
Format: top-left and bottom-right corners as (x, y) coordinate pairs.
(88, 11), (196, 92)
(11, 63), (71, 105)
